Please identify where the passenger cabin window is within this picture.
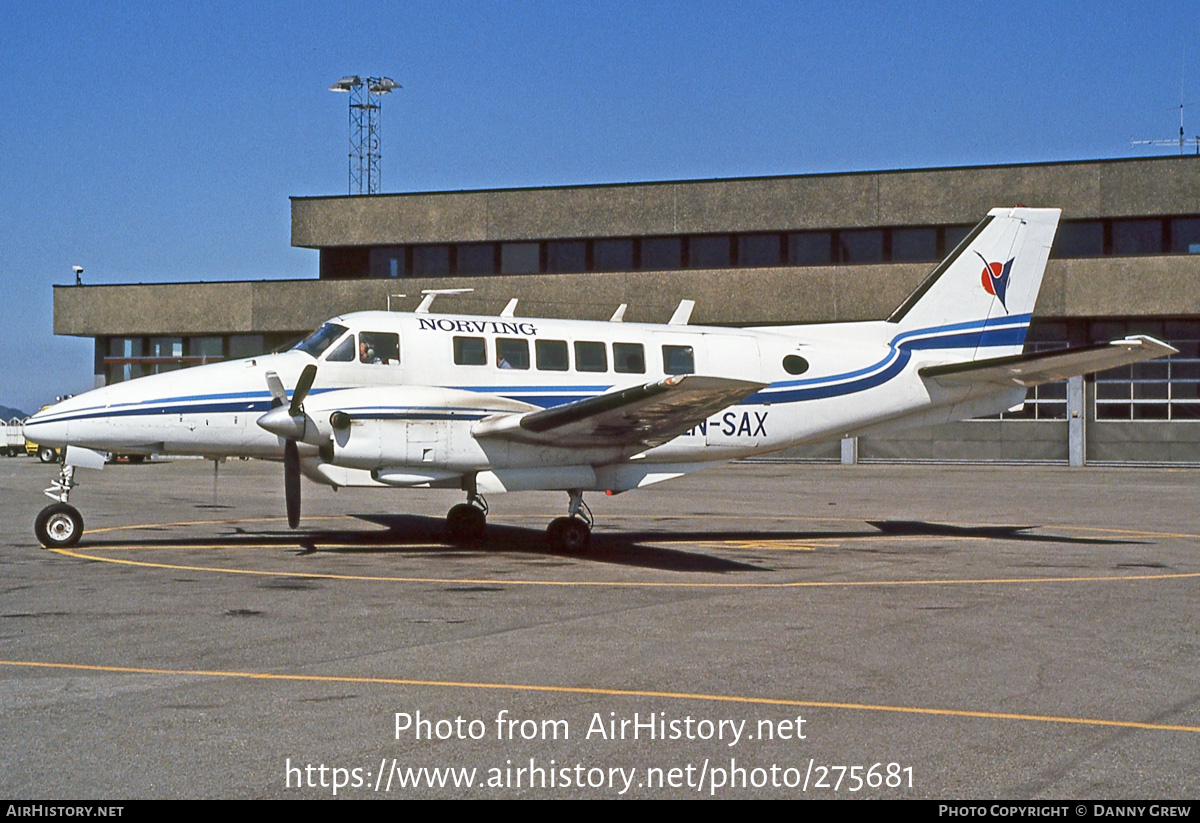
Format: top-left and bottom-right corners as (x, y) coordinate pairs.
(453, 336), (487, 366)
(325, 335), (355, 362)
(359, 332), (400, 364)
(536, 340), (569, 371)
(663, 345), (695, 375)
(496, 338), (530, 370)
(613, 343), (646, 374)
(574, 341), (608, 372)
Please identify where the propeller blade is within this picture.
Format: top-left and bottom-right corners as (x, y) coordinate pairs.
(290, 364), (317, 415)
(284, 439), (301, 529)
(265, 371), (288, 407)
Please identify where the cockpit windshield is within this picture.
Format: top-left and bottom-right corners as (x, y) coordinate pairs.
(292, 323), (349, 358)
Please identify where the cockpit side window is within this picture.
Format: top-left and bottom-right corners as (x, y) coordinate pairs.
(293, 323), (350, 358)
(359, 332), (401, 365)
(325, 335), (356, 362)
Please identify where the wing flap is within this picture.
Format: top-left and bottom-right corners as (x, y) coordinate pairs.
(920, 335), (1178, 388)
(472, 375), (767, 447)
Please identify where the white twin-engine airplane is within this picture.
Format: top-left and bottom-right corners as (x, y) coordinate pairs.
(25, 207), (1177, 551)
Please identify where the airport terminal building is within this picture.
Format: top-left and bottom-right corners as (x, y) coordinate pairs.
(53, 155), (1200, 464)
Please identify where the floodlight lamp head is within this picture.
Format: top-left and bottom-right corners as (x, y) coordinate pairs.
(369, 77), (400, 93)
(329, 75), (362, 92)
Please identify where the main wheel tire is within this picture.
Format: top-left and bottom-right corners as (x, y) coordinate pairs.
(34, 503), (84, 549)
(446, 503), (486, 544)
(547, 517), (591, 552)
(38, 446), (58, 463)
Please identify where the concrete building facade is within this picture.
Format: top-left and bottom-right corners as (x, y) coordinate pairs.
(54, 156), (1200, 464)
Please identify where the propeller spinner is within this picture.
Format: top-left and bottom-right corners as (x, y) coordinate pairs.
(256, 364), (317, 528)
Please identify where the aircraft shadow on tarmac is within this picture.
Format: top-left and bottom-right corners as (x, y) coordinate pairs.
(75, 515), (1147, 576)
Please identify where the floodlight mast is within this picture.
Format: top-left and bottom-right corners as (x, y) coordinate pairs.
(329, 74), (400, 194)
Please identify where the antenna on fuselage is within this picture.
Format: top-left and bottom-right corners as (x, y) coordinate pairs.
(499, 298), (518, 317)
(415, 288), (474, 313)
(668, 299), (695, 325)
(609, 304), (627, 322)
(387, 293), (407, 311)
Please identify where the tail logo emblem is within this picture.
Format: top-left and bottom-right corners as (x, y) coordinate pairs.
(976, 253), (1014, 312)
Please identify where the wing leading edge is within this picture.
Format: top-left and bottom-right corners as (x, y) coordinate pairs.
(472, 375), (768, 448)
(919, 335), (1178, 388)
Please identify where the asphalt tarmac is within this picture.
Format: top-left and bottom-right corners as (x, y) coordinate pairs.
(1, 456), (1197, 799)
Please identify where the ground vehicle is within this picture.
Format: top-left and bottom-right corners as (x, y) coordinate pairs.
(5, 417), (26, 457)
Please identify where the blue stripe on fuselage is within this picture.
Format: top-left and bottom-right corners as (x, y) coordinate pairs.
(35, 316), (1031, 425)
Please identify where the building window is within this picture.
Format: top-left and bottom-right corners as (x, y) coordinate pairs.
(228, 335), (264, 359)
(1092, 320), (1200, 421)
(412, 246), (451, 277)
(546, 241), (586, 273)
(641, 237), (682, 271)
(891, 227), (938, 262)
(369, 246), (407, 278)
(501, 242), (540, 274)
(188, 337), (223, 364)
(838, 229), (884, 264)
(1112, 219), (1163, 256)
(738, 233), (783, 267)
(1170, 217), (1200, 254)
(1052, 222), (1104, 258)
(942, 225), (974, 253)
(593, 239), (633, 272)
(456, 244), (495, 276)
(788, 232), (832, 266)
(688, 235), (732, 269)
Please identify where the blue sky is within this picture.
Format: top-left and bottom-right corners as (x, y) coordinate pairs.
(1, 1), (1197, 413)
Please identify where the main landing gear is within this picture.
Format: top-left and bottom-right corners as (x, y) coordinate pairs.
(446, 490), (488, 544)
(546, 490), (592, 553)
(444, 486), (595, 552)
(34, 464), (84, 548)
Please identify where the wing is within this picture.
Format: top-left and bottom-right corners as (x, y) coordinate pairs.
(919, 335), (1178, 388)
(472, 375), (767, 448)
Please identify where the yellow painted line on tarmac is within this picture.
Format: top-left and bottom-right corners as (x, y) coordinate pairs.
(50, 547), (1200, 590)
(2, 658), (1197, 735)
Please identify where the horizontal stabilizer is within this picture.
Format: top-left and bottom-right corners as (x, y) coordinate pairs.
(919, 335), (1178, 388)
(472, 375), (767, 448)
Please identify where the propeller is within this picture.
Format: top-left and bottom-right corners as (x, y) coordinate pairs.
(256, 364), (317, 529)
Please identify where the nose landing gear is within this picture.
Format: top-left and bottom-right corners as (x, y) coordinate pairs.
(34, 464), (83, 548)
(546, 489), (592, 553)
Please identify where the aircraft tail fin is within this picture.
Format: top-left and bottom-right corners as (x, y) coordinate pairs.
(886, 207), (1060, 360)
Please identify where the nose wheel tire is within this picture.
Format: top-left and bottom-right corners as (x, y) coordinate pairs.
(446, 503), (487, 544)
(547, 517), (591, 553)
(35, 503), (84, 549)
(38, 447), (58, 463)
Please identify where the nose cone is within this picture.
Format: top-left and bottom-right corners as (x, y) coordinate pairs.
(23, 404), (72, 447)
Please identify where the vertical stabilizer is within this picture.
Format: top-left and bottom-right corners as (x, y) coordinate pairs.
(887, 207), (1060, 360)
